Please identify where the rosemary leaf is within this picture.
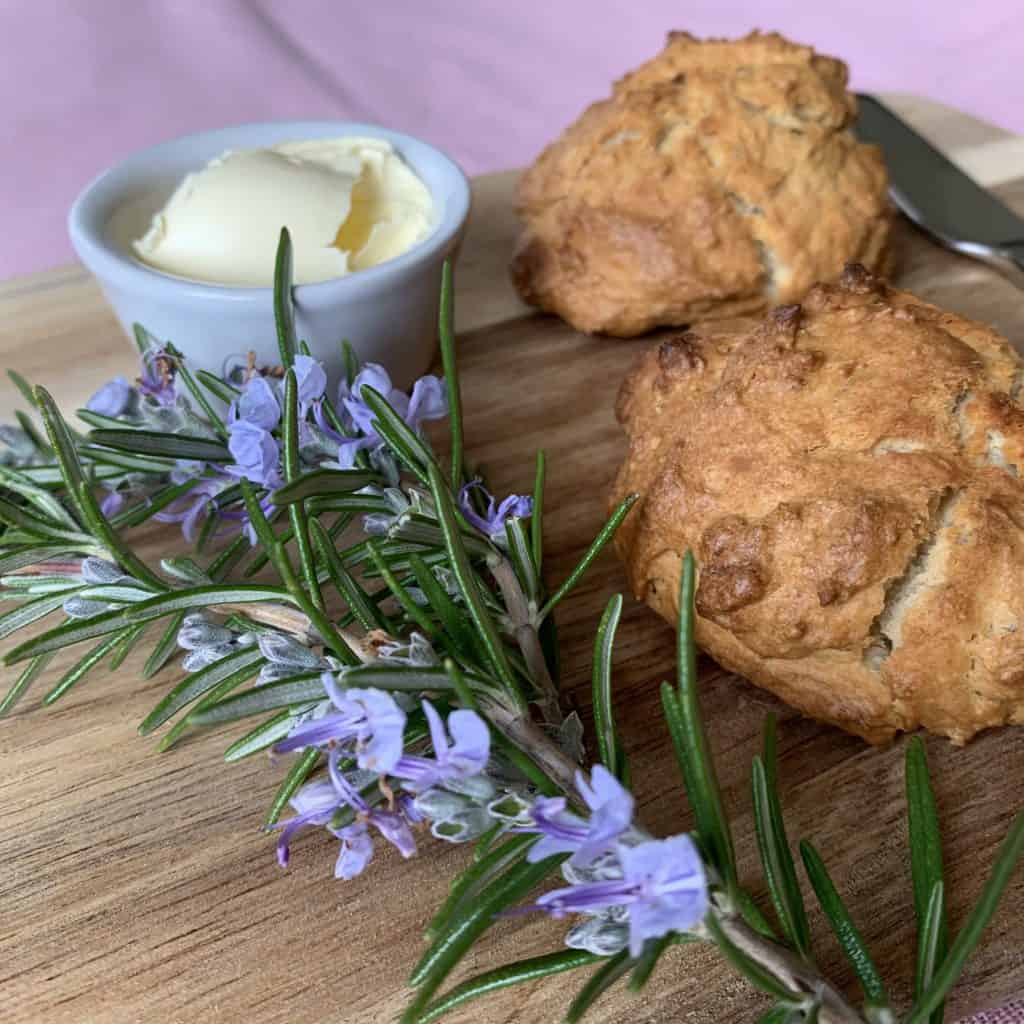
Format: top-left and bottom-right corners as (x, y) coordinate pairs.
(195, 369), (240, 404)
(139, 646), (265, 733)
(564, 949), (632, 1023)
(32, 385), (89, 525)
(361, 384), (435, 480)
(504, 516), (539, 606)
(75, 408), (128, 431)
(0, 589), (75, 642)
(77, 444), (178, 474)
(264, 746), (321, 826)
(906, 736), (947, 1022)
(0, 652), (53, 716)
(755, 1009), (791, 1024)
(906, 812), (1024, 1024)
(917, 882), (945, 1014)
(339, 664), (472, 692)
(311, 519), (390, 633)
(158, 664), (263, 751)
(751, 754), (810, 957)
(628, 933), (675, 992)
(87, 429), (231, 463)
(164, 343), (227, 436)
(437, 260), (463, 486)
(407, 553), (480, 660)
(273, 544), (358, 666)
(443, 657), (478, 712)
(43, 629), (132, 704)
(108, 621), (149, 670)
(414, 949), (601, 1024)
(80, 583), (157, 603)
(366, 541), (436, 638)
(15, 410), (53, 457)
(19, 464), (120, 486)
(531, 449), (546, 574)
(74, 481), (166, 590)
(425, 833), (536, 940)
(224, 709), (301, 762)
(666, 551), (737, 892)
(110, 480), (200, 530)
(188, 672), (324, 725)
(536, 493), (638, 622)
(4, 605), (132, 664)
(143, 611), (187, 678)
(404, 854), (566, 1020)
(798, 840), (888, 1008)
(282, 370), (324, 613)
(591, 593), (625, 780)
(0, 545), (92, 575)
(273, 227), (297, 367)
(271, 468), (377, 506)
(7, 368), (38, 408)
(207, 534), (249, 580)
(0, 465), (78, 528)
(123, 583), (295, 623)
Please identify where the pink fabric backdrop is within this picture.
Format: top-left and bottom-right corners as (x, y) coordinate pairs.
(2, 0), (1021, 280)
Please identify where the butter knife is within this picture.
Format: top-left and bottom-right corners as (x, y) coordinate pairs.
(854, 94), (1024, 289)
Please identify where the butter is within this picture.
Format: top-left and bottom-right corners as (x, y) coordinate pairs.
(133, 137), (433, 286)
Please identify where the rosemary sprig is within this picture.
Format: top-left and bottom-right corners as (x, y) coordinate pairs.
(1, 237), (1021, 1024)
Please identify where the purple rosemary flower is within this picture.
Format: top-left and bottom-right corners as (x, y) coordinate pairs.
(274, 678), (407, 774)
(271, 761), (417, 879)
(391, 699), (491, 794)
(335, 364), (447, 468)
(137, 348), (176, 405)
(293, 354), (327, 405)
(521, 765), (634, 867)
(154, 476), (232, 544)
(531, 834), (709, 956)
(226, 420), (283, 489)
(459, 481), (533, 538)
(234, 375), (280, 431)
(86, 376), (134, 418)
(100, 490), (125, 517)
(270, 778), (340, 868)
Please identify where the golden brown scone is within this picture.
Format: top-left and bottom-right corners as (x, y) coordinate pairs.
(611, 265), (1024, 744)
(512, 31), (891, 337)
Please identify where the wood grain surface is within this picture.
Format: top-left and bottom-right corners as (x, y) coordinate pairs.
(2, 96), (1024, 1024)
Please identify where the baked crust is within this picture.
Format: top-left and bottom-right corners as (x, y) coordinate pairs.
(512, 31), (891, 336)
(611, 265), (1024, 743)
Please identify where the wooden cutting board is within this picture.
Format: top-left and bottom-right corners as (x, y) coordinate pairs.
(3, 96), (1024, 1024)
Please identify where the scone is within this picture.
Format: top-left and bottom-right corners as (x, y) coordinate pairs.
(512, 31), (891, 337)
(611, 265), (1024, 744)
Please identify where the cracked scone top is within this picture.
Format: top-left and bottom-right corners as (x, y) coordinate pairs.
(611, 265), (1024, 744)
(512, 31), (891, 336)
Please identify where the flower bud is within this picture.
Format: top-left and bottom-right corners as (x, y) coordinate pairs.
(63, 595), (110, 619)
(413, 789), (470, 821)
(182, 644), (235, 672)
(565, 914), (629, 956)
(431, 807), (493, 844)
(178, 622), (234, 650)
(257, 632), (323, 668)
(80, 557), (128, 585)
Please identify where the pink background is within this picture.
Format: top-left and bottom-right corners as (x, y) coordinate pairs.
(2, 0), (1022, 280)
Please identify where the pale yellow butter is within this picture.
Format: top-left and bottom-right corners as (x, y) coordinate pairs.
(133, 137), (433, 286)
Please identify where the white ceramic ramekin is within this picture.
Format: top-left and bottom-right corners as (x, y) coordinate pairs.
(68, 121), (471, 391)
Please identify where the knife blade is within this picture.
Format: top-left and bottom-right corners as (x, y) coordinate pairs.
(854, 94), (1024, 288)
